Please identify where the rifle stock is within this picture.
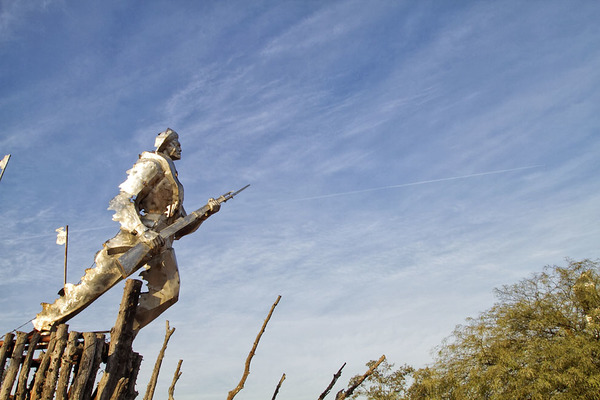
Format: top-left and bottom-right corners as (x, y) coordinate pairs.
(116, 185), (249, 277)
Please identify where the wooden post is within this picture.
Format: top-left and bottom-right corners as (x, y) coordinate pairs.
(143, 320), (175, 400)
(0, 331), (28, 400)
(83, 334), (106, 400)
(0, 332), (15, 380)
(96, 279), (142, 400)
(109, 350), (143, 400)
(125, 353), (143, 400)
(63, 225), (69, 287)
(109, 378), (129, 400)
(55, 331), (80, 400)
(30, 330), (58, 400)
(69, 332), (97, 400)
(15, 331), (41, 400)
(69, 332), (99, 400)
(40, 324), (69, 400)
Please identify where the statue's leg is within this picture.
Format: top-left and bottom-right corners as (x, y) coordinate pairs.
(32, 246), (124, 331)
(133, 247), (180, 332)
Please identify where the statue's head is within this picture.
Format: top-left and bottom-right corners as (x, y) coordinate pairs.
(155, 128), (181, 160)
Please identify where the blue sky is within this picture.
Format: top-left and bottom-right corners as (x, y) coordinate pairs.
(1, 1), (599, 399)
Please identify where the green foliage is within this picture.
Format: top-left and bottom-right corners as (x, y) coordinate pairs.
(350, 359), (414, 400)
(355, 259), (600, 399)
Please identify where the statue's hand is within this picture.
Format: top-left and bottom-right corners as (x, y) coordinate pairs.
(140, 230), (165, 250)
(208, 198), (221, 213)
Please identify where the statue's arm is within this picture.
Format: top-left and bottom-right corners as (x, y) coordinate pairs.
(108, 157), (162, 238)
(173, 199), (221, 240)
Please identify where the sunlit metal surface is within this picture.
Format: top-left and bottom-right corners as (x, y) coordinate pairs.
(33, 129), (212, 332)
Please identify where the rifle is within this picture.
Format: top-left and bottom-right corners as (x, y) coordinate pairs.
(116, 184), (249, 277)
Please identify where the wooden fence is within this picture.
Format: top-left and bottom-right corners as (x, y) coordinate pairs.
(0, 280), (143, 400)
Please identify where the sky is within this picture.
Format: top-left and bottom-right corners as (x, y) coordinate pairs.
(1, 0), (599, 399)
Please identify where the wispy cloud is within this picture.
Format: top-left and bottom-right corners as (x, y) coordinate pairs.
(2, 2), (600, 399)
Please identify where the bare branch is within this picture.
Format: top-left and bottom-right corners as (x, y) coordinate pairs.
(271, 373), (286, 400)
(318, 363), (346, 400)
(227, 295), (282, 400)
(336, 355), (386, 400)
(143, 320), (176, 400)
(168, 359), (183, 400)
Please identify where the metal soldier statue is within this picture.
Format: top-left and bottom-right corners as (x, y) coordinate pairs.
(33, 129), (245, 332)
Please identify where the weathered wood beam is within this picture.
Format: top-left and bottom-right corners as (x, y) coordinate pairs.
(15, 331), (41, 400)
(0, 332), (15, 380)
(30, 329), (58, 400)
(69, 332), (99, 400)
(85, 334), (106, 400)
(125, 352), (143, 400)
(96, 279), (142, 400)
(55, 330), (80, 400)
(40, 324), (69, 400)
(0, 331), (28, 400)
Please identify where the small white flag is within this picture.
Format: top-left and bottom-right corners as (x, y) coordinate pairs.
(0, 154), (10, 171)
(56, 226), (67, 245)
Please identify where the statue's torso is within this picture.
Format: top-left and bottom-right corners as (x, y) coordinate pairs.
(136, 151), (185, 230)
(109, 151), (185, 236)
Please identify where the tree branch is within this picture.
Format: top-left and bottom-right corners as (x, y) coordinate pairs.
(168, 359), (183, 400)
(318, 363), (346, 400)
(227, 295), (281, 400)
(143, 320), (176, 400)
(336, 355), (386, 400)
(271, 373), (286, 400)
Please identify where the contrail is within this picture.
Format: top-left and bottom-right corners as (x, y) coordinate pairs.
(286, 165), (544, 202)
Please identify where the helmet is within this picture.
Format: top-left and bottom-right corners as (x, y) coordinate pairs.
(154, 128), (179, 152)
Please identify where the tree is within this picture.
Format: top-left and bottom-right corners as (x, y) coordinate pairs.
(349, 359), (413, 400)
(356, 259), (600, 399)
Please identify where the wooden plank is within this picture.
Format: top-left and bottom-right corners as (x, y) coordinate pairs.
(15, 331), (41, 400)
(0, 331), (28, 400)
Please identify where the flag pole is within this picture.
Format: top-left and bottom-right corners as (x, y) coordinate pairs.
(64, 225), (68, 286)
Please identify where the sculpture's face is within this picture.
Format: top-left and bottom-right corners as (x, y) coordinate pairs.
(166, 138), (182, 160)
